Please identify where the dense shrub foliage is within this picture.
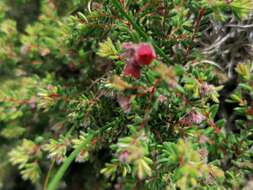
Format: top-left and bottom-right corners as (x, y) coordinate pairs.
(0, 0), (253, 189)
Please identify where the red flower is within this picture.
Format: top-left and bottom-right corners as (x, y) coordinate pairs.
(122, 42), (156, 79)
(135, 43), (156, 65)
(123, 62), (141, 79)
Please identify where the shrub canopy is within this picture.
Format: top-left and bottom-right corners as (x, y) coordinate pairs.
(0, 0), (253, 190)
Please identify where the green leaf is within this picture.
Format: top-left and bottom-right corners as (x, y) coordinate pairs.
(209, 104), (219, 119)
(215, 119), (226, 128)
(97, 38), (119, 59)
(1, 125), (25, 139)
(20, 162), (41, 184)
(236, 63), (251, 80)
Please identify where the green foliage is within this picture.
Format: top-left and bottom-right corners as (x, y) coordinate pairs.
(0, 0), (252, 189)
(9, 139), (41, 183)
(1, 125), (25, 139)
(42, 136), (70, 164)
(101, 130), (153, 180)
(157, 139), (224, 189)
(97, 38), (119, 59)
(201, 0), (252, 20)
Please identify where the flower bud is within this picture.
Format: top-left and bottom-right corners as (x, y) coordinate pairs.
(135, 43), (156, 65)
(123, 62), (141, 79)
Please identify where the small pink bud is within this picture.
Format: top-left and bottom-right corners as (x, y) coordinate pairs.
(28, 96), (36, 109)
(200, 82), (215, 97)
(117, 95), (131, 113)
(225, 0), (233, 4)
(199, 135), (209, 144)
(199, 148), (208, 160)
(20, 45), (31, 55)
(191, 111), (206, 124)
(158, 95), (167, 103)
(180, 110), (206, 126)
(118, 151), (129, 163)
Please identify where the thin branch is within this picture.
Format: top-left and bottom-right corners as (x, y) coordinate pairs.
(43, 161), (55, 190)
(225, 24), (253, 28)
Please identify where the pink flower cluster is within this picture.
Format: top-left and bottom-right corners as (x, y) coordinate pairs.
(180, 110), (206, 126)
(122, 43), (156, 79)
(200, 82), (215, 97)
